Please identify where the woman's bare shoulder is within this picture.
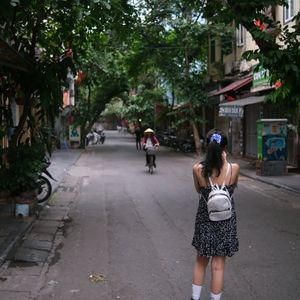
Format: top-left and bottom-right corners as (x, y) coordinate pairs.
(229, 162), (240, 184)
(230, 162), (240, 173)
(193, 163), (208, 187)
(193, 163), (203, 174)
(193, 162), (202, 170)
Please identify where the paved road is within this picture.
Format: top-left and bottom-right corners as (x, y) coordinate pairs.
(1, 131), (299, 300)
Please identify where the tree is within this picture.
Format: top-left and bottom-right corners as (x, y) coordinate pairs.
(0, 0), (135, 146)
(73, 44), (129, 146)
(124, 1), (231, 155)
(1, 1), (78, 148)
(0, 0), (134, 194)
(103, 68), (167, 131)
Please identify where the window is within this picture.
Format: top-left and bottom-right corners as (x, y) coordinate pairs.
(284, 0), (295, 23)
(221, 35), (233, 55)
(236, 24), (244, 47)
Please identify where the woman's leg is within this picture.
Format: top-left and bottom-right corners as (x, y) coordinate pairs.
(192, 255), (209, 299)
(210, 256), (226, 298)
(193, 255), (209, 285)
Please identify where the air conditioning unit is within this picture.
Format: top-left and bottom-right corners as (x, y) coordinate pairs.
(224, 61), (233, 75)
(233, 61), (241, 72)
(239, 59), (251, 72)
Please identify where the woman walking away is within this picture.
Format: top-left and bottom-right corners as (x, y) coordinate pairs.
(191, 129), (240, 300)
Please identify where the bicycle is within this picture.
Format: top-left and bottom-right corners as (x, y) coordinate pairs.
(146, 147), (158, 174)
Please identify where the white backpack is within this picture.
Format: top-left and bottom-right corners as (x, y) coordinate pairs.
(206, 163), (232, 222)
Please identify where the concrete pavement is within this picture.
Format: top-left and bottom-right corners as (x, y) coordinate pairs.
(0, 131), (299, 273)
(234, 157), (300, 194)
(0, 130), (299, 299)
(0, 148), (82, 267)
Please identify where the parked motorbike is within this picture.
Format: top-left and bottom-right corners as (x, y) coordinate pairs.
(37, 157), (56, 204)
(98, 130), (106, 144)
(86, 130), (99, 146)
(86, 129), (105, 146)
(160, 131), (178, 149)
(178, 138), (196, 153)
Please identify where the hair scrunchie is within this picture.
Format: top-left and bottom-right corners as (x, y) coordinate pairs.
(210, 133), (222, 144)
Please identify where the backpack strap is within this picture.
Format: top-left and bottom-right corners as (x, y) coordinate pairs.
(208, 176), (214, 188)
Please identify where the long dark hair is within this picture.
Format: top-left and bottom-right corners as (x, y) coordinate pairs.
(202, 129), (228, 180)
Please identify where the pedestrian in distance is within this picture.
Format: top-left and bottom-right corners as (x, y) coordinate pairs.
(134, 125), (142, 150)
(142, 128), (159, 167)
(191, 129), (240, 300)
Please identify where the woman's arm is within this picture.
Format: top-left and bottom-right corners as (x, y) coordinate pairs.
(153, 136), (160, 146)
(192, 163), (202, 193)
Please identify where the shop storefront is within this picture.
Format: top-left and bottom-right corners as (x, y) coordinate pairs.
(219, 96), (265, 157)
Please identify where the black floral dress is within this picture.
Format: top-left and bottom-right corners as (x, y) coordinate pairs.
(192, 184), (239, 257)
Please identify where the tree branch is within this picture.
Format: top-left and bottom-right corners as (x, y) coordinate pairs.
(29, 1), (46, 59)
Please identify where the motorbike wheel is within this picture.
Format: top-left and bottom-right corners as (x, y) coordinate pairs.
(148, 156), (154, 174)
(37, 175), (52, 204)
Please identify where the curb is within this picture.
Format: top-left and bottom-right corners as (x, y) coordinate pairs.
(172, 148), (300, 195)
(0, 218), (35, 267)
(47, 149), (84, 194)
(239, 171), (300, 195)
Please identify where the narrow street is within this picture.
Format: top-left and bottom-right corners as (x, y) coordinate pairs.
(1, 131), (300, 300)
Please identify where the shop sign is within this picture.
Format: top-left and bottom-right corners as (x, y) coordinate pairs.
(253, 65), (271, 88)
(219, 105), (244, 118)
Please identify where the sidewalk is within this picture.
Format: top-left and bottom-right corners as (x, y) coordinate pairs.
(0, 148), (82, 266)
(234, 157), (300, 195)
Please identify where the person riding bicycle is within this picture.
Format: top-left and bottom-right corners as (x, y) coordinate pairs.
(142, 128), (159, 168)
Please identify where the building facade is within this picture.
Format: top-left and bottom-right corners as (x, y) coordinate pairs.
(206, 2), (299, 169)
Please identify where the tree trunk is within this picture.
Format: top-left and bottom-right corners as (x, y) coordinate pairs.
(184, 39), (202, 157)
(191, 120), (201, 158)
(80, 124), (87, 148)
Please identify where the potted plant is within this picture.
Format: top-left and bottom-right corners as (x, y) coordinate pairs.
(0, 142), (46, 217)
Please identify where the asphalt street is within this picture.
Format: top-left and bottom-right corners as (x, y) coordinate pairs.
(1, 131), (299, 300)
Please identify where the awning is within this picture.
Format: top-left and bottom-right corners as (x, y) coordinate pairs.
(0, 38), (34, 72)
(219, 95), (265, 118)
(212, 76), (252, 96)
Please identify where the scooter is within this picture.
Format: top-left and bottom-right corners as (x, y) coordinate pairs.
(86, 130), (100, 146)
(98, 130), (106, 144)
(37, 157), (56, 204)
